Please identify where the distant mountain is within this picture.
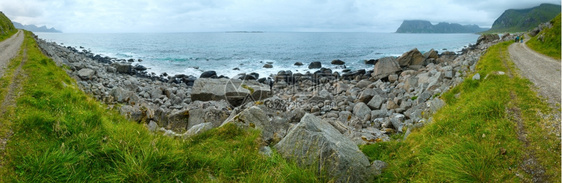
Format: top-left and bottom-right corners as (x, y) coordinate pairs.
(487, 3), (561, 33)
(12, 21), (61, 33)
(396, 20), (488, 33)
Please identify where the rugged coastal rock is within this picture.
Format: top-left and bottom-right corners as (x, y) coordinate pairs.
(34, 33), (501, 180)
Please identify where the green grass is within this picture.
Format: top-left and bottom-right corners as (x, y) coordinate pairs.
(362, 41), (561, 182)
(1, 31), (323, 182)
(527, 13), (561, 60)
(0, 11), (17, 42)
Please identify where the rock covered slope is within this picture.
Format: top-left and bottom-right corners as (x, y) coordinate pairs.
(396, 20), (487, 33)
(34, 33), (506, 181)
(488, 3), (561, 33)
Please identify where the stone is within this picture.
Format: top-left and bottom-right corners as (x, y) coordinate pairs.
(429, 98), (446, 114)
(147, 120), (158, 132)
(367, 95), (384, 110)
(224, 106), (277, 142)
(353, 102), (371, 121)
(423, 49), (439, 59)
(390, 114), (405, 132)
(331, 59), (345, 65)
(274, 114), (375, 182)
(182, 122), (214, 138)
(371, 109), (387, 119)
(112, 62), (133, 74)
(403, 76), (418, 91)
(364, 59), (377, 65)
(294, 62), (304, 66)
(110, 87), (139, 104)
(263, 63), (273, 68)
(388, 74), (398, 82)
(77, 68), (96, 80)
(357, 89), (376, 103)
(444, 70), (454, 79)
(472, 73), (480, 80)
(166, 109), (190, 132)
(120, 105), (143, 122)
(200, 71), (217, 78)
(371, 57), (401, 80)
(191, 78), (271, 106)
(356, 80), (371, 88)
(397, 48), (424, 66)
(476, 34), (500, 45)
(308, 61), (322, 69)
(386, 100), (398, 110)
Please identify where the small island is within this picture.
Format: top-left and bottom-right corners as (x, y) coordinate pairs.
(396, 20), (488, 33)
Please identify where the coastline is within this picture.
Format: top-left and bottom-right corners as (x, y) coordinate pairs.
(35, 34), (507, 180)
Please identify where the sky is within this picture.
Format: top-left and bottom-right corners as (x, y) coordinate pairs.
(1, 0), (560, 33)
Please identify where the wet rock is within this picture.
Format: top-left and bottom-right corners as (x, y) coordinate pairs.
(331, 59), (345, 65)
(308, 61), (322, 69)
(263, 63), (273, 68)
(200, 71), (217, 78)
(294, 62), (304, 66)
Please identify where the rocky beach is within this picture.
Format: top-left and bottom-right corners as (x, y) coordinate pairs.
(35, 33), (513, 181)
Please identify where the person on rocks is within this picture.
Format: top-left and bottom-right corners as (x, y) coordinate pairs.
(515, 36), (519, 43)
(520, 35), (524, 43)
(267, 77), (274, 94)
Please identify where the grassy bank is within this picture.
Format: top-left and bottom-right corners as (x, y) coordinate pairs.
(527, 13), (561, 60)
(0, 31), (322, 182)
(0, 11), (17, 42)
(362, 41), (561, 182)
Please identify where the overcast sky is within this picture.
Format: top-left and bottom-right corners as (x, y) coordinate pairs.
(1, 0), (560, 33)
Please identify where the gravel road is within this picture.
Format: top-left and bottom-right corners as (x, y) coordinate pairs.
(0, 30), (24, 77)
(509, 41), (561, 106)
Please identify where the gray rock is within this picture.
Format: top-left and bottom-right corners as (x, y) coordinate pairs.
(356, 80), (371, 88)
(191, 78), (271, 107)
(112, 62), (133, 74)
(397, 48), (424, 66)
(371, 109), (387, 119)
(274, 114), (375, 182)
(167, 109), (190, 132)
(224, 106), (276, 142)
(357, 89), (376, 103)
(120, 105), (143, 122)
(388, 74), (398, 82)
(182, 122), (214, 138)
(263, 63), (273, 68)
(423, 49), (439, 59)
(367, 95), (384, 110)
(331, 59), (345, 65)
(353, 102), (371, 121)
(472, 73), (480, 80)
(390, 114), (405, 132)
(77, 68), (96, 80)
(444, 70), (454, 79)
(371, 57), (401, 80)
(147, 120), (158, 132)
(404, 76), (418, 91)
(308, 61), (322, 69)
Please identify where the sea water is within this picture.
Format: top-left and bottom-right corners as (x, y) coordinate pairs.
(35, 32), (479, 78)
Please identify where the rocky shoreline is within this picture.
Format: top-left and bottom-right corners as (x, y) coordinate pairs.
(35, 33), (509, 181)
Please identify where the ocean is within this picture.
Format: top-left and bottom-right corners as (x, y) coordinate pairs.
(35, 32), (480, 78)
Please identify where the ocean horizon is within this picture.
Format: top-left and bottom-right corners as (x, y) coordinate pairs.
(35, 32), (480, 78)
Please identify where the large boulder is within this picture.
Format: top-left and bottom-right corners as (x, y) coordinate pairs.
(331, 59), (345, 65)
(77, 68), (96, 80)
(353, 102), (371, 121)
(476, 34), (500, 45)
(371, 57), (401, 80)
(200, 71), (217, 78)
(112, 62), (133, 74)
(223, 106), (279, 142)
(191, 78), (271, 107)
(397, 48), (424, 66)
(308, 61), (322, 69)
(274, 114), (381, 182)
(423, 49), (439, 59)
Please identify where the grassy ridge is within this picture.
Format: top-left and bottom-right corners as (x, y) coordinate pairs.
(527, 13), (561, 60)
(362, 41), (561, 182)
(1, 31), (322, 182)
(0, 11), (17, 41)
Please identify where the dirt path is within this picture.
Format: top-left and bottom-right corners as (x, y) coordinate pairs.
(0, 30), (26, 168)
(508, 40), (561, 106)
(0, 30), (24, 77)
